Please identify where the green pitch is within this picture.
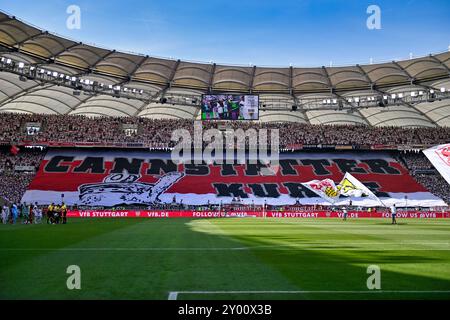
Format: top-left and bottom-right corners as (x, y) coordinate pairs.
(1, 218), (450, 300)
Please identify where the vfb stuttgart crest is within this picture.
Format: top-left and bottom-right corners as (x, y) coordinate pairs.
(436, 144), (450, 166)
(78, 172), (184, 206)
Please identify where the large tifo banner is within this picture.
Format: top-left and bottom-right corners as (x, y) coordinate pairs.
(423, 144), (450, 186)
(22, 150), (446, 207)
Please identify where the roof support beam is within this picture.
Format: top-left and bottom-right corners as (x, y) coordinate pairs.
(208, 63), (216, 93)
(357, 64), (440, 93)
(128, 55), (148, 79)
(289, 66), (293, 95)
(114, 55), (149, 87)
(392, 60), (415, 84)
(160, 59), (181, 99)
(321, 66), (334, 93)
(373, 86), (438, 127)
(249, 65), (256, 94)
(16, 31), (47, 47)
(322, 66), (369, 125)
(90, 50), (117, 70)
(0, 82), (50, 107)
(356, 64), (375, 90)
(133, 59), (181, 116)
(50, 42), (83, 61)
(428, 54), (450, 76)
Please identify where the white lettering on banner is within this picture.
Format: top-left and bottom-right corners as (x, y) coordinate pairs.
(66, 210), (450, 219)
(146, 212), (169, 218)
(193, 212), (224, 218)
(283, 212), (319, 218)
(22, 150), (447, 208)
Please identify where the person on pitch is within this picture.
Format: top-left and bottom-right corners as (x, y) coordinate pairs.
(47, 203), (54, 224)
(61, 202), (68, 224)
(343, 206), (348, 221)
(391, 204), (397, 225)
(53, 204), (60, 224)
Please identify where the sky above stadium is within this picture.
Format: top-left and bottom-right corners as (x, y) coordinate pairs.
(0, 0), (449, 67)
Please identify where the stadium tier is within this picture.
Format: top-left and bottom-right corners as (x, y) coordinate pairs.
(0, 12), (450, 126)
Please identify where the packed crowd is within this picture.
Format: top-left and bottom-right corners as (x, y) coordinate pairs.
(400, 152), (450, 204)
(400, 151), (435, 172)
(0, 149), (44, 204)
(1, 113), (449, 148)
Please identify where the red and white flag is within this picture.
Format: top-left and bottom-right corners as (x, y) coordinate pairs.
(423, 144), (450, 186)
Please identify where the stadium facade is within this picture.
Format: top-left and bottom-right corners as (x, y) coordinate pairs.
(0, 11), (449, 127)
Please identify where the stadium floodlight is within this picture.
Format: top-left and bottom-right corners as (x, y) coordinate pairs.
(6, 58), (12, 64)
(0, 57), (5, 63)
(391, 94), (396, 99)
(52, 71), (58, 77)
(411, 91), (417, 97)
(398, 93), (404, 98)
(30, 66), (36, 71)
(46, 71), (52, 76)
(430, 89), (435, 94)
(441, 87), (446, 93)
(418, 91), (424, 96)
(108, 85), (113, 89)
(139, 90), (144, 95)
(332, 99), (337, 104)
(71, 77), (77, 82)
(18, 62), (25, 69)
(124, 88), (128, 92)
(354, 97), (360, 103)
(114, 86), (121, 91)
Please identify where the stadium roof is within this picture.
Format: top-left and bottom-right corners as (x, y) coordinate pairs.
(0, 12), (449, 127)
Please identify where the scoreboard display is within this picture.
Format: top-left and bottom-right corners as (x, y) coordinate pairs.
(201, 94), (259, 120)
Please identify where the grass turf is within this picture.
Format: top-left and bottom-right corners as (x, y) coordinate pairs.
(1, 218), (450, 300)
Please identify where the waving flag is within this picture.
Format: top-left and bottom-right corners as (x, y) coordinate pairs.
(423, 144), (450, 186)
(337, 172), (383, 205)
(302, 179), (340, 204)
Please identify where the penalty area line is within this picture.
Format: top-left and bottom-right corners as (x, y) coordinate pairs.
(167, 290), (450, 300)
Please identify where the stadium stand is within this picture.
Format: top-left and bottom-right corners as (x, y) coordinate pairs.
(0, 149), (43, 204)
(399, 151), (450, 204)
(1, 113), (449, 148)
(0, 12), (449, 207)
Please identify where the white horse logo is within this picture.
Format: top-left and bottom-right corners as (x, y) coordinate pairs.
(78, 172), (184, 206)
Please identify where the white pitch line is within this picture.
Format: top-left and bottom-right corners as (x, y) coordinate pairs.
(168, 290), (450, 300)
(1, 245), (449, 252)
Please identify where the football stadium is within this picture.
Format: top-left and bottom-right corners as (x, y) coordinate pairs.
(0, 1), (450, 303)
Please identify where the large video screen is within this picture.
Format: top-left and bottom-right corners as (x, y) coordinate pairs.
(201, 94), (259, 120)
